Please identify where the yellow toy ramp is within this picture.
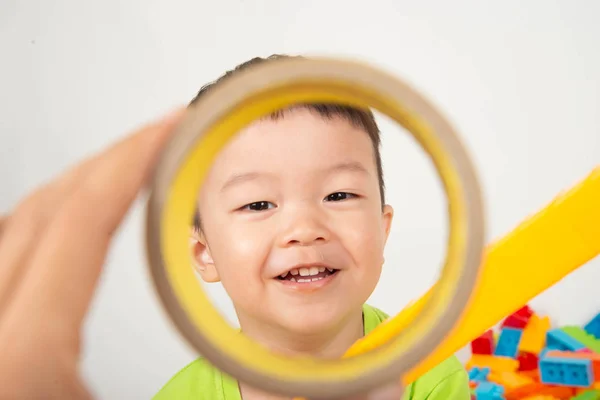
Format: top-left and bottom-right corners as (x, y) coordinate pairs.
(345, 166), (600, 385)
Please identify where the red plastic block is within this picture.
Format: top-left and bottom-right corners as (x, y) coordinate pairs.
(517, 351), (539, 371)
(576, 348), (593, 354)
(502, 306), (534, 329)
(471, 329), (495, 354)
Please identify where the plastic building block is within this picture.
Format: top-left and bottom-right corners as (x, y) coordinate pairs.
(571, 389), (600, 399)
(544, 350), (600, 361)
(502, 305), (535, 329)
(474, 381), (505, 400)
(518, 369), (539, 381)
(585, 313), (600, 340)
(519, 397), (560, 400)
(543, 350), (600, 379)
(561, 326), (600, 353)
(518, 351), (539, 371)
(520, 314), (551, 354)
(578, 348), (594, 354)
(539, 355), (595, 387)
(467, 354), (519, 372)
(535, 385), (576, 398)
(546, 329), (586, 351)
(468, 366), (490, 382)
(495, 327), (523, 358)
(488, 370), (534, 391)
(505, 382), (575, 400)
(472, 329), (495, 354)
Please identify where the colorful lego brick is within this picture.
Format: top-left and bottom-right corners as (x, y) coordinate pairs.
(474, 381), (505, 400)
(467, 354), (520, 372)
(561, 326), (600, 353)
(518, 368), (539, 381)
(495, 327), (523, 358)
(571, 389), (600, 399)
(472, 329), (495, 354)
(487, 370), (534, 391)
(469, 366), (490, 382)
(539, 348), (551, 359)
(505, 382), (575, 400)
(539, 354), (595, 387)
(585, 313), (600, 340)
(544, 350), (600, 379)
(535, 385), (576, 398)
(519, 314), (550, 354)
(518, 351), (539, 371)
(502, 305), (535, 329)
(546, 329), (586, 351)
(578, 348), (594, 354)
(544, 350), (600, 361)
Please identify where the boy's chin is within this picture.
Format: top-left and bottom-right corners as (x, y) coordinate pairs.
(275, 304), (359, 336)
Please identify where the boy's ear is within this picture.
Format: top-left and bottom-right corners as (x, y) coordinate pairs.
(380, 204), (394, 265)
(190, 229), (220, 283)
(381, 204), (394, 244)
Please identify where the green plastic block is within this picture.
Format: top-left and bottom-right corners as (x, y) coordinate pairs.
(561, 326), (600, 353)
(570, 389), (600, 400)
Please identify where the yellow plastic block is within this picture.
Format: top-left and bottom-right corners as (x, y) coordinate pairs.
(345, 166), (600, 385)
(519, 314), (551, 354)
(465, 355), (519, 372)
(488, 371), (534, 391)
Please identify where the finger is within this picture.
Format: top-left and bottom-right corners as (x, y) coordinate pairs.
(0, 214), (7, 240)
(0, 112), (163, 314)
(4, 107), (185, 339)
(0, 155), (102, 316)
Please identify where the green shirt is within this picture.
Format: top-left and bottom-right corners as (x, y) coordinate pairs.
(154, 304), (470, 399)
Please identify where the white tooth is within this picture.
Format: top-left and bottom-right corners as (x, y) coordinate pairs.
(298, 278), (310, 283)
(327, 268), (334, 272)
(280, 271), (289, 278)
(311, 277), (321, 281)
(290, 277), (297, 282)
(290, 269), (299, 276)
(309, 266), (319, 276)
(318, 267), (325, 273)
(299, 268), (310, 276)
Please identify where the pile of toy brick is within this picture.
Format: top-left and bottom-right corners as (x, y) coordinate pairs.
(467, 305), (600, 399)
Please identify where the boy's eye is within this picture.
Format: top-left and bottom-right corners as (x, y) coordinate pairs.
(325, 192), (356, 202)
(242, 201), (275, 211)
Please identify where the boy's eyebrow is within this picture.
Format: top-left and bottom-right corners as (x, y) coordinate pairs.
(220, 172), (269, 193)
(326, 161), (371, 176)
(220, 162), (369, 192)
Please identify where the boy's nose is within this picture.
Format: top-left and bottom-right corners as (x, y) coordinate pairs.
(279, 211), (329, 247)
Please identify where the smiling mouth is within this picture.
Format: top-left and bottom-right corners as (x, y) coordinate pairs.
(277, 266), (339, 283)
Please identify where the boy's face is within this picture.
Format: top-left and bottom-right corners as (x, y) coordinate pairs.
(192, 108), (393, 337)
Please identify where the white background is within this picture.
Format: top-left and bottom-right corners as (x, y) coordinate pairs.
(1, 1), (599, 399)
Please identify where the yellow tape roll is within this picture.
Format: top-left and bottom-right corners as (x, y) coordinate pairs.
(145, 56), (486, 399)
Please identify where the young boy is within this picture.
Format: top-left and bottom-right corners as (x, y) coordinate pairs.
(154, 55), (470, 399)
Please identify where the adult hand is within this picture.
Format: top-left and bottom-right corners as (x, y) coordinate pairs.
(0, 108), (185, 399)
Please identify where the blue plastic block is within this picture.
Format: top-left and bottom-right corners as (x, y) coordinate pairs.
(474, 381), (505, 400)
(546, 329), (586, 351)
(494, 327), (523, 358)
(468, 366), (490, 382)
(539, 347), (551, 359)
(539, 355), (594, 387)
(584, 312), (600, 339)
